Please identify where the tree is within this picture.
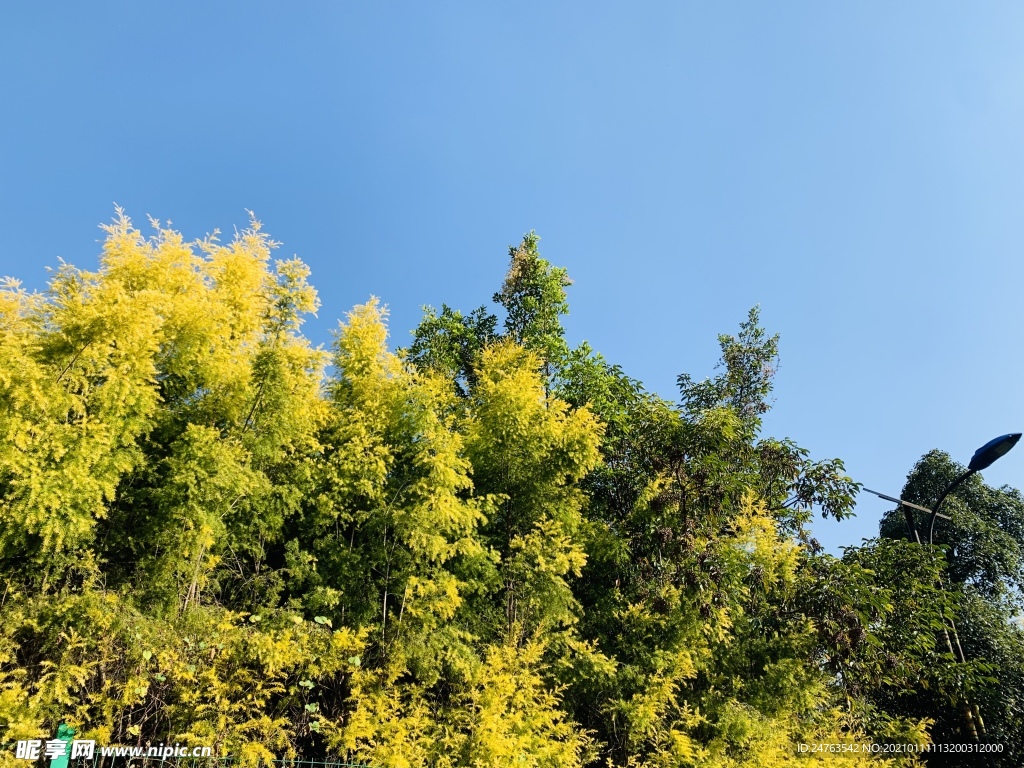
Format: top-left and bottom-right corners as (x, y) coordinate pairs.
(0, 213), (351, 763)
(492, 232), (572, 380)
(551, 311), (895, 767)
(871, 450), (1024, 766)
(1, 215), (944, 767)
(409, 232), (572, 393)
(677, 306), (778, 432)
(405, 304), (498, 398)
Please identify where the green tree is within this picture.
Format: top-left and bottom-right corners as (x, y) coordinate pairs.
(1, 215), (943, 768)
(873, 450), (1024, 766)
(551, 310), (902, 767)
(0, 213), (353, 765)
(405, 304), (498, 398)
(492, 232), (572, 379)
(408, 232), (572, 389)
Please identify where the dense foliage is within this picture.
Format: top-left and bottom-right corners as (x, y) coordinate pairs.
(874, 451), (1024, 766)
(0, 216), (1017, 766)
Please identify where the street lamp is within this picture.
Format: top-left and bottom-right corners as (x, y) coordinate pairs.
(925, 433), (1021, 548)
(863, 432), (1021, 744)
(865, 433), (1022, 546)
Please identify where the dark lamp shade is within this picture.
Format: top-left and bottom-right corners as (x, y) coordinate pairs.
(967, 433), (1022, 472)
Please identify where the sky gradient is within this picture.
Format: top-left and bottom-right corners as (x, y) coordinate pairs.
(4, 2), (1024, 552)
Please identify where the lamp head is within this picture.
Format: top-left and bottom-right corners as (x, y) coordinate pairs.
(968, 433), (1022, 472)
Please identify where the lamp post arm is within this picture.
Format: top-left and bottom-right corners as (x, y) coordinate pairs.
(928, 468), (976, 547)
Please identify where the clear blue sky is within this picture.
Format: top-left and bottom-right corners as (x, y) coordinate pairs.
(3, 2), (1024, 553)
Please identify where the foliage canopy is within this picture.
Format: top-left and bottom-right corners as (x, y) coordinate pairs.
(1, 218), (1017, 767)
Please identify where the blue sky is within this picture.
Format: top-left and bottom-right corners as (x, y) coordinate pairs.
(3, 2), (1024, 552)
